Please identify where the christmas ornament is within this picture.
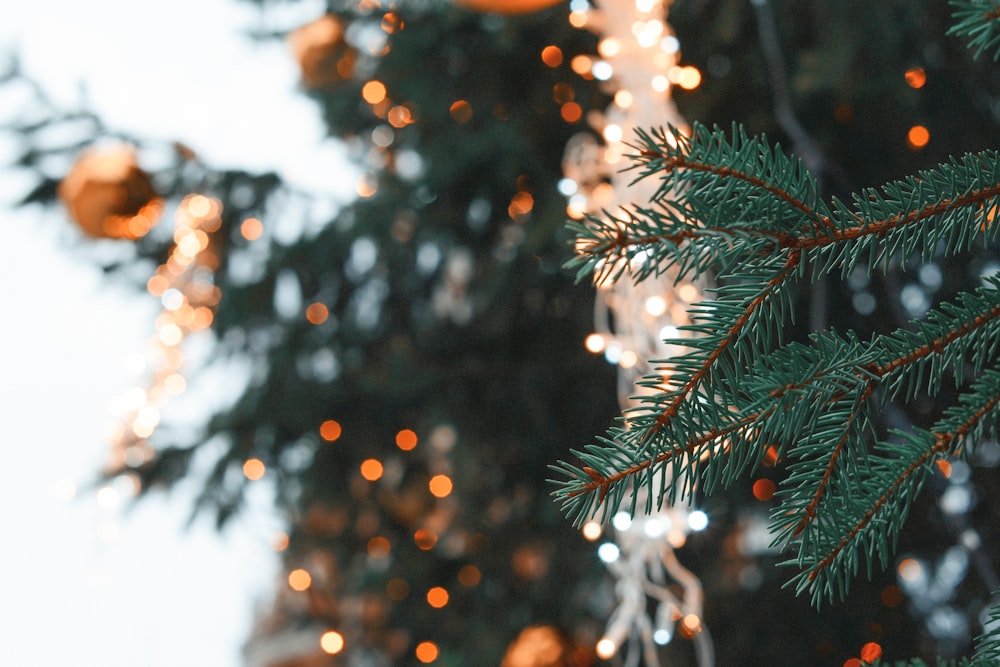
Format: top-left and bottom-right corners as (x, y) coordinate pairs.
(58, 145), (162, 239)
(288, 15), (357, 90)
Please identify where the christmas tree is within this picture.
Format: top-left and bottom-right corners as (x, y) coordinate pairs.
(4, 0), (1000, 665)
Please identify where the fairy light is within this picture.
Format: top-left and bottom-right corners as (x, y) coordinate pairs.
(561, 0), (712, 663)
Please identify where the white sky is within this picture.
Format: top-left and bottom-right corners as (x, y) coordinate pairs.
(0, 0), (351, 664)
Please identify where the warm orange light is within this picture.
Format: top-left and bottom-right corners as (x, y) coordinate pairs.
(320, 419), (343, 442)
(752, 478), (776, 501)
(907, 125), (930, 150)
(905, 66), (926, 89)
(388, 105), (414, 128)
(396, 428), (418, 451)
(415, 641), (439, 663)
(387, 577), (410, 600)
(360, 458), (384, 481)
(362, 80), (388, 105)
(428, 474), (454, 498)
(676, 66), (702, 90)
(541, 45), (563, 68)
(271, 531), (289, 551)
(320, 630), (345, 654)
(457, 564), (481, 587)
(381, 12), (404, 33)
(147, 274), (169, 296)
(762, 445), (780, 467)
(570, 55), (593, 76)
(426, 586), (450, 608)
(680, 613), (702, 637)
(456, 0), (563, 14)
(508, 191), (534, 219)
(898, 557), (922, 581)
(414, 528), (438, 550)
(368, 536), (391, 558)
(843, 659), (863, 667)
(306, 302), (329, 325)
(581, 520), (602, 541)
(288, 568), (312, 591)
(241, 217), (263, 241)
(243, 458), (266, 481)
(191, 307), (214, 330)
(860, 642), (882, 663)
(935, 459), (952, 478)
(561, 102), (583, 123)
(595, 638), (617, 659)
(449, 100), (473, 123)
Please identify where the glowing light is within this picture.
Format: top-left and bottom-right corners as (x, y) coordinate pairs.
(677, 283), (700, 303)
(541, 45), (563, 67)
(860, 642), (882, 663)
(415, 641), (439, 663)
(243, 458), (266, 480)
(584, 333), (606, 353)
(320, 419), (342, 442)
(362, 80), (388, 105)
(414, 528), (438, 550)
(159, 322), (183, 346)
(271, 531), (289, 551)
(429, 474), (454, 498)
(356, 174), (378, 198)
(288, 568), (312, 591)
(396, 428), (418, 450)
(597, 542), (620, 563)
(598, 38), (622, 58)
(681, 614), (702, 636)
(619, 350), (638, 368)
(426, 586), (450, 608)
(596, 638), (617, 659)
(186, 195), (212, 218)
(96, 486), (119, 510)
(570, 55), (593, 76)
(381, 12), (404, 33)
(581, 520), (602, 541)
(458, 564), (482, 587)
(612, 511), (632, 531)
(360, 458), (384, 481)
(568, 10), (588, 28)
(449, 100), (473, 123)
(561, 102), (583, 123)
(651, 75), (670, 92)
(368, 536), (391, 558)
(644, 295), (667, 316)
(843, 659), (862, 667)
(905, 66), (926, 89)
(907, 125), (930, 150)
(509, 191), (534, 219)
(320, 630), (345, 654)
(387, 105), (413, 128)
(667, 529), (687, 548)
(603, 123), (623, 143)
(592, 61), (613, 81)
(614, 89), (633, 108)
(688, 510), (709, 531)
(752, 478), (776, 501)
(898, 557), (923, 581)
(306, 302), (329, 325)
(241, 217), (263, 241)
(676, 66), (702, 90)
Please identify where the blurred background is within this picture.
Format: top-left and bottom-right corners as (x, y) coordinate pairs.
(2, 0), (999, 666)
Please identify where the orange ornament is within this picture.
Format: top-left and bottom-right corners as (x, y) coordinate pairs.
(59, 146), (162, 240)
(288, 15), (358, 89)
(457, 0), (564, 14)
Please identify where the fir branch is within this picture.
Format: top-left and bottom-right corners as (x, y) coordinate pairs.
(949, 0), (1000, 60)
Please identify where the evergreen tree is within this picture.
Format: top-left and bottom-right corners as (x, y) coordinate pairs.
(4, 1), (1000, 665)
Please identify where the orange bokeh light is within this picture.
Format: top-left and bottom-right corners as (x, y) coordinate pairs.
(541, 45), (563, 68)
(428, 474), (454, 498)
(396, 428), (418, 451)
(414, 528), (438, 550)
(904, 66), (926, 89)
(288, 568), (312, 591)
(306, 302), (329, 325)
(243, 458), (266, 481)
(449, 100), (473, 124)
(360, 458), (384, 481)
(368, 536), (391, 558)
(241, 217), (263, 241)
(415, 641), (439, 663)
(860, 642), (882, 663)
(426, 586), (449, 608)
(843, 659), (863, 667)
(362, 80), (388, 105)
(320, 630), (345, 654)
(752, 478), (776, 501)
(907, 125), (930, 150)
(320, 419), (342, 442)
(561, 102), (583, 123)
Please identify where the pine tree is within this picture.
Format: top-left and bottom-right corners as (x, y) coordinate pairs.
(553, 3), (1000, 664)
(5, 0), (1000, 665)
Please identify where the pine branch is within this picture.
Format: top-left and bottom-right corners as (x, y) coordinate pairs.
(949, 0), (1000, 60)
